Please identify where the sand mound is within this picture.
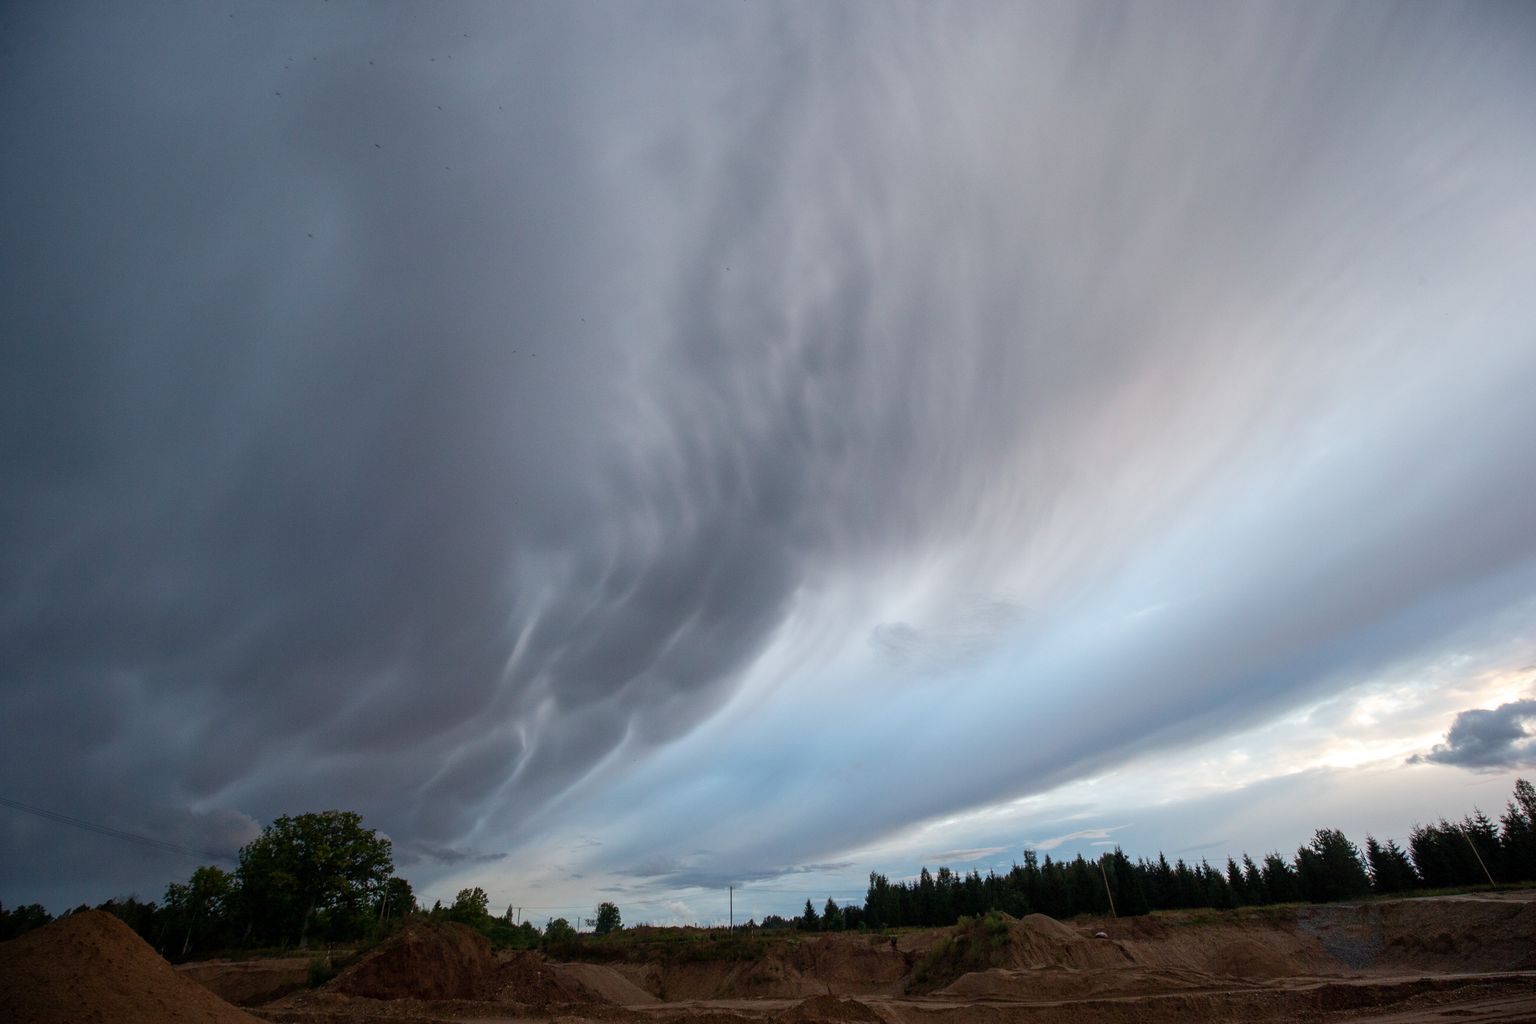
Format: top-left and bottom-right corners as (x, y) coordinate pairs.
(496, 950), (613, 1004)
(0, 909), (262, 1024)
(776, 994), (885, 1024)
(327, 919), (496, 1000)
(558, 962), (662, 1005)
(1017, 913), (1078, 943)
(1007, 915), (1127, 972)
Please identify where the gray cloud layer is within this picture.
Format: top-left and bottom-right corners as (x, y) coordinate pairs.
(3, 2), (1535, 909)
(1412, 700), (1536, 770)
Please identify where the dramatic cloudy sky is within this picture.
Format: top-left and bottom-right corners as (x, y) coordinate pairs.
(4, 2), (1536, 922)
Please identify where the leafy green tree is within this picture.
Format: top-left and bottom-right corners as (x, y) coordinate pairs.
(448, 886), (491, 927)
(594, 901), (622, 935)
(544, 917), (575, 945)
(823, 897), (843, 931)
(799, 899), (819, 931)
(164, 865), (236, 957)
(236, 810), (393, 947)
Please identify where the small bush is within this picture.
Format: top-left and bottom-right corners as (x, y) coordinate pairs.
(306, 956), (337, 987)
(906, 913), (1012, 994)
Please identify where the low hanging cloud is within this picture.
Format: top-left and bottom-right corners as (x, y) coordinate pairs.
(1410, 700), (1536, 770)
(1024, 827), (1128, 853)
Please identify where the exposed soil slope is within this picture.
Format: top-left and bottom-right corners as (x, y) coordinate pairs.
(0, 909), (263, 1024)
(328, 920), (498, 1000)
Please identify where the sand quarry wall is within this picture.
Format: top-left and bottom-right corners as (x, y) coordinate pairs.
(1298, 894), (1536, 972)
(934, 895), (1536, 1003)
(0, 909), (262, 1024)
(528, 897), (1536, 1005)
(626, 935), (910, 1001)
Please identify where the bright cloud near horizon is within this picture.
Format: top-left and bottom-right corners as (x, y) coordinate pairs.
(3, 2), (1536, 923)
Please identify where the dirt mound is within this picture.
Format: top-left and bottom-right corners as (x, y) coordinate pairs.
(1016, 913), (1079, 943)
(327, 920), (496, 1000)
(495, 950), (613, 1005)
(558, 962), (661, 1005)
(777, 994), (885, 1024)
(0, 909), (262, 1024)
(1006, 914), (1128, 972)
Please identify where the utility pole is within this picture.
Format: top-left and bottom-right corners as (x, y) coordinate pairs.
(1460, 824), (1498, 888)
(1098, 855), (1118, 919)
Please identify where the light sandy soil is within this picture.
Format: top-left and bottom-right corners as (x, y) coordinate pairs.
(251, 892), (1536, 1024)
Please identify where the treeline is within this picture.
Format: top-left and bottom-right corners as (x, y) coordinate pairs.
(852, 779), (1536, 928)
(0, 814), (625, 959)
(6, 781), (1534, 950)
(2, 810), (412, 957)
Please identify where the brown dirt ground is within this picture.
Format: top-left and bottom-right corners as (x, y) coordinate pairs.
(177, 956), (313, 1005)
(774, 994), (885, 1024)
(0, 909), (264, 1024)
(329, 920), (501, 1001)
(11, 893), (1535, 1024)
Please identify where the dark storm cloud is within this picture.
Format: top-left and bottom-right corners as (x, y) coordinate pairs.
(1411, 700), (1536, 770)
(0, 2), (828, 903)
(396, 840), (509, 869)
(3, 0), (1536, 912)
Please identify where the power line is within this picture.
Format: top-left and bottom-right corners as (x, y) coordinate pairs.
(0, 795), (233, 862)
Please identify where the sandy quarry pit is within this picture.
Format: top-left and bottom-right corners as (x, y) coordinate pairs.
(3, 891), (1532, 1024)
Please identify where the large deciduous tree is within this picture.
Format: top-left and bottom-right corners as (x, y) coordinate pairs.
(236, 810), (392, 947)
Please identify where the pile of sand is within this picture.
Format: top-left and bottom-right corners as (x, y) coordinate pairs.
(327, 920), (497, 1000)
(495, 949), (615, 1005)
(0, 910), (262, 1024)
(557, 962), (661, 1005)
(1007, 914), (1127, 972)
(776, 994), (885, 1024)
